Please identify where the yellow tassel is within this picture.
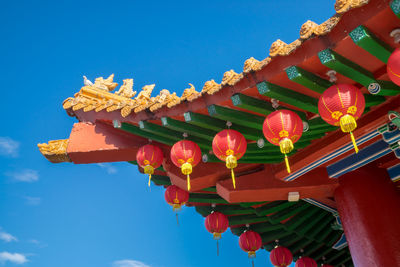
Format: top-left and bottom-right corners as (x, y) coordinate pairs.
(148, 174), (152, 187)
(231, 168), (236, 189)
(187, 174), (191, 191)
(284, 154), (291, 173)
(181, 162), (193, 191)
(350, 132), (359, 153)
(144, 165), (154, 187)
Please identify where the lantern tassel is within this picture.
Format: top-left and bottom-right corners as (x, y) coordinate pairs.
(284, 154), (291, 173)
(187, 174), (191, 191)
(148, 174), (152, 187)
(251, 259), (255, 267)
(176, 213), (179, 226)
(350, 132), (359, 153)
(231, 168), (236, 189)
(216, 239), (219, 256)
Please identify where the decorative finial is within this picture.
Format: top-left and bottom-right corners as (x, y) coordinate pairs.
(226, 121), (232, 128)
(202, 154), (208, 163)
(271, 99), (279, 109)
(257, 139), (265, 148)
(183, 132), (188, 138)
(302, 121), (309, 132)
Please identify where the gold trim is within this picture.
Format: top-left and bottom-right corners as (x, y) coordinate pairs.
(38, 139), (71, 163)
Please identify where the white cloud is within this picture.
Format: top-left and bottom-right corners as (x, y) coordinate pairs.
(24, 196), (41, 206)
(97, 163), (117, 174)
(28, 239), (47, 248)
(0, 137), (19, 158)
(112, 260), (150, 267)
(6, 169), (39, 183)
(0, 229), (17, 242)
(0, 252), (28, 264)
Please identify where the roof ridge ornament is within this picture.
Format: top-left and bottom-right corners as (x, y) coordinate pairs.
(201, 79), (221, 95)
(221, 69), (243, 86)
(334, 0), (369, 14)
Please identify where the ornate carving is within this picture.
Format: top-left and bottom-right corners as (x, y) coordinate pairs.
(201, 80), (221, 95)
(269, 39), (302, 57)
(221, 70), (243, 86)
(115, 79), (136, 98)
(181, 83), (201, 102)
(38, 139), (71, 163)
(300, 20), (318, 39)
(334, 0), (369, 14)
(314, 16), (341, 36)
(93, 74), (118, 91)
(149, 89), (173, 111)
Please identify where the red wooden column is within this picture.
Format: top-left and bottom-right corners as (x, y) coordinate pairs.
(334, 166), (400, 267)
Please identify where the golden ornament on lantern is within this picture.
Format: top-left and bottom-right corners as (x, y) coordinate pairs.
(263, 110), (303, 173)
(318, 84), (365, 153)
(212, 129), (247, 189)
(136, 144), (164, 186)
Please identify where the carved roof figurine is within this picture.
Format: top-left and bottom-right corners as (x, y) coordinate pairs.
(133, 84), (156, 113)
(221, 70), (243, 86)
(300, 20), (319, 40)
(83, 75), (93, 86)
(269, 39), (302, 57)
(334, 0), (369, 14)
(201, 79), (221, 95)
(148, 89), (170, 111)
(313, 16), (341, 36)
(115, 79), (136, 98)
(181, 83), (201, 102)
(38, 139), (71, 163)
(243, 57), (270, 73)
(93, 74), (118, 91)
(166, 92), (181, 108)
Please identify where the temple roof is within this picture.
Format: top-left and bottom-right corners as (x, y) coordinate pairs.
(39, 0), (400, 266)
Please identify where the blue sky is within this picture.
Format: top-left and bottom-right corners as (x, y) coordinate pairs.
(0, 1), (335, 266)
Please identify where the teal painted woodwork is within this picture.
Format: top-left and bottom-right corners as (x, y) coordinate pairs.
(231, 93), (307, 120)
(184, 111), (264, 140)
(207, 104), (264, 130)
(349, 25), (393, 63)
(391, 0), (400, 18)
(257, 81), (319, 113)
(286, 66), (332, 94)
(318, 49), (398, 97)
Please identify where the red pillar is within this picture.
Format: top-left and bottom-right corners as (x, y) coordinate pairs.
(334, 166), (400, 266)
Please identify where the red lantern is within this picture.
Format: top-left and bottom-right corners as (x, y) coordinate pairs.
(205, 211), (229, 256)
(205, 211), (229, 240)
(318, 84), (365, 153)
(239, 230), (262, 258)
(263, 110), (303, 173)
(387, 48), (400, 86)
(164, 185), (189, 212)
(170, 140), (201, 191)
(295, 257), (317, 267)
(212, 129), (247, 188)
(270, 246), (293, 267)
(136, 144), (164, 186)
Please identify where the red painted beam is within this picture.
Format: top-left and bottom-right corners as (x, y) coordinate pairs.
(67, 121), (151, 163)
(216, 166), (337, 203)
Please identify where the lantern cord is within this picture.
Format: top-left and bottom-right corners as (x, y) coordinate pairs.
(350, 132), (359, 154)
(216, 239), (219, 256)
(148, 174), (152, 187)
(284, 154), (291, 173)
(187, 174), (191, 191)
(176, 213), (179, 226)
(231, 168), (236, 189)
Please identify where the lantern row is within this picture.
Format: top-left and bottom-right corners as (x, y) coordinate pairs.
(165, 184), (335, 267)
(137, 82), (370, 190)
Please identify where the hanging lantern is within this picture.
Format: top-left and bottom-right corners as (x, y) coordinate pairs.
(387, 48), (400, 86)
(270, 246), (293, 267)
(170, 140), (201, 191)
(239, 230), (262, 258)
(205, 211), (229, 239)
(212, 129), (247, 189)
(263, 110), (303, 173)
(164, 185), (189, 226)
(318, 84), (365, 153)
(205, 211), (229, 256)
(295, 257), (318, 267)
(136, 144), (164, 186)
